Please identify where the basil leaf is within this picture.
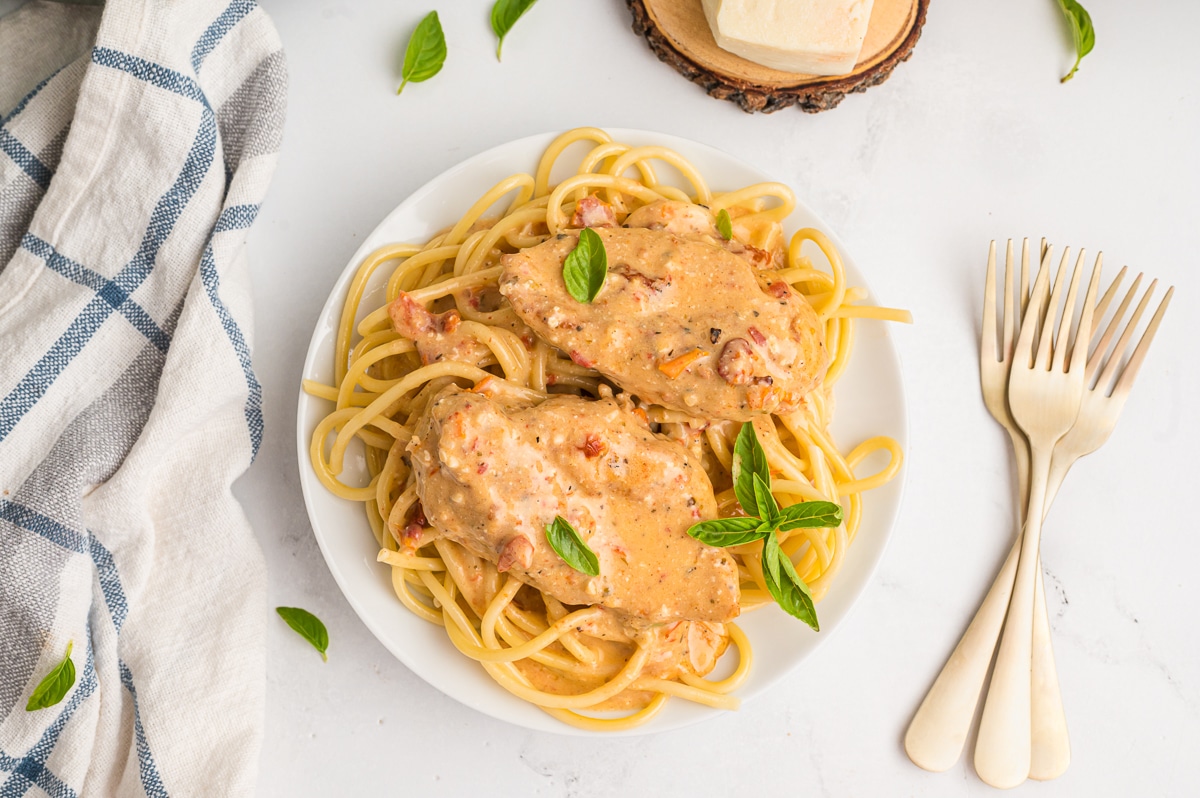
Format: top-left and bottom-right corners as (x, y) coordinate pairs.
(276, 606), (330, 661)
(686, 516), (769, 547)
(732, 422), (770, 517)
(761, 530), (782, 584)
(546, 516), (600, 576)
(716, 208), (733, 240)
(777, 500), (843, 531)
(398, 11), (447, 95)
(1056, 0), (1095, 83)
(491, 0), (538, 61)
(25, 641), (75, 711)
(761, 535), (819, 631)
(562, 227), (607, 303)
(752, 473), (779, 525)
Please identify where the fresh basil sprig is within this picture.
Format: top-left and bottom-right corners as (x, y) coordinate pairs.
(491, 0), (538, 61)
(545, 515), (600, 576)
(777, 500), (844, 531)
(762, 533), (819, 630)
(686, 516), (765, 548)
(398, 11), (447, 95)
(276, 606), (330, 661)
(731, 419), (771, 516)
(686, 422), (842, 631)
(25, 641), (75, 711)
(562, 227), (607, 303)
(1056, 0), (1094, 83)
(716, 208), (733, 240)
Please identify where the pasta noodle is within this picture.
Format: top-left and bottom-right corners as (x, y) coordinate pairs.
(303, 128), (910, 729)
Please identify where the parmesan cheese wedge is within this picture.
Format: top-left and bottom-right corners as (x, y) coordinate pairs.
(701, 0), (876, 76)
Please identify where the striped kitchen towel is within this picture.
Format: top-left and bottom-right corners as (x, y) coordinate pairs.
(0, 1), (285, 795)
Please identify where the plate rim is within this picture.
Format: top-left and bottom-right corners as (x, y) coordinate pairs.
(295, 127), (909, 736)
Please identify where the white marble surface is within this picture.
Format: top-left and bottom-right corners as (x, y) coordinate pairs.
(245, 1), (1199, 795)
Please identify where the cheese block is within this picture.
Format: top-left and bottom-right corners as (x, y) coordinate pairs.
(700, 0), (876, 76)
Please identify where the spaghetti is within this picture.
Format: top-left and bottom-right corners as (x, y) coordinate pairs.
(304, 128), (910, 730)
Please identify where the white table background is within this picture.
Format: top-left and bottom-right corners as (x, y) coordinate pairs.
(246, 1), (1199, 795)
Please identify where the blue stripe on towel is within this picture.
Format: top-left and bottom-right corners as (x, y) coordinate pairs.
(0, 129), (52, 190)
(119, 664), (168, 798)
(88, 535), (129, 634)
(192, 0), (258, 72)
(80, 539), (168, 796)
(214, 203), (259, 233)
(0, 744), (76, 798)
(0, 501), (127, 633)
(91, 48), (207, 107)
(199, 233), (263, 459)
(116, 303), (172, 354)
(20, 235), (108, 292)
(21, 234), (172, 354)
(1, 65), (68, 127)
(0, 501), (87, 554)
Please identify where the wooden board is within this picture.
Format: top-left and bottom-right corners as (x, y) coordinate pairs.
(629, 0), (929, 114)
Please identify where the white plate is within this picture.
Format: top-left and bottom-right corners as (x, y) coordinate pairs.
(296, 129), (908, 736)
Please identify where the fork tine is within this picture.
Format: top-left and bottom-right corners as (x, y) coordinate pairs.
(1052, 249), (1091, 372)
(1113, 286), (1174, 396)
(1003, 241), (1016, 358)
(1034, 245), (1055, 348)
(1092, 265), (1129, 331)
(1021, 239), (1038, 317)
(982, 241), (998, 363)
(1036, 247), (1072, 368)
(1097, 279), (1158, 393)
(1017, 245), (1054, 367)
(1087, 271), (1143, 381)
(1069, 254), (1103, 375)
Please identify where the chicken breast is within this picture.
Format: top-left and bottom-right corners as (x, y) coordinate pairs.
(498, 211), (827, 421)
(407, 386), (740, 625)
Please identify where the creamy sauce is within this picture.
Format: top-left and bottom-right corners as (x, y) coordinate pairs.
(408, 387), (741, 625)
(388, 292), (491, 367)
(498, 204), (827, 421)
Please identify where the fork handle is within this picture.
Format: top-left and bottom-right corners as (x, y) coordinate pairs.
(1028, 457), (1074, 780)
(904, 444), (1072, 778)
(904, 541), (1019, 771)
(974, 445), (1053, 788)
(1030, 565), (1070, 779)
(902, 538), (1066, 775)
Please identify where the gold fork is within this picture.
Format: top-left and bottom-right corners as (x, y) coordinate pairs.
(906, 242), (1174, 784)
(1027, 270), (1173, 779)
(973, 247), (1102, 788)
(905, 240), (1077, 774)
(904, 240), (1046, 773)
